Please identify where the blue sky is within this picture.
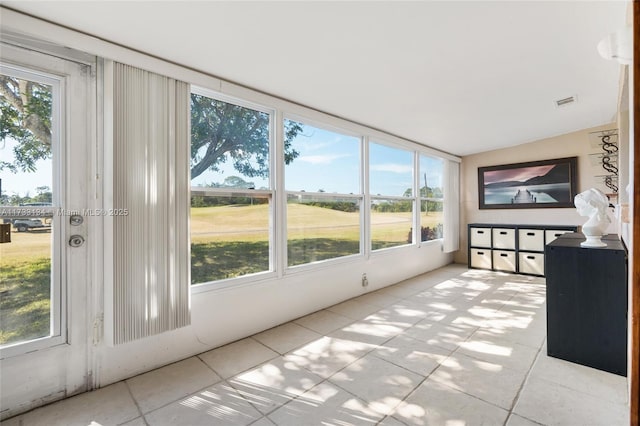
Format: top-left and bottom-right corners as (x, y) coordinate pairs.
(289, 125), (444, 197)
(1, 124), (444, 200)
(285, 122), (360, 194)
(193, 122), (444, 197)
(369, 141), (413, 196)
(0, 138), (52, 198)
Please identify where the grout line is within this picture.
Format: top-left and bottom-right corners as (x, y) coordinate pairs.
(502, 333), (547, 426)
(225, 374), (277, 418)
(382, 272), (545, 423)
(220, 344), (282, 379)
(367, 281), (494, 422)
(248, 415), (276, 426)
(197, 346), (304, 416)
(217, 288), (489, 422)
(291, 312), (357, 336)
(193, 352), (227, 382)
(380, 342), (458, 422)
(376, 415), (410, 426)
(121, 379), (147, 425)
(415, 345), (523, 418)
(226, 318), (384, 418)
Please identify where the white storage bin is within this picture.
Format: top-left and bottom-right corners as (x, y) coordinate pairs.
(493, 250), (516, 272)
(519, 229), (544, 252)
(545, 229), (573, 245)
(492, 228), (516, 250)
(470, 248), (492, 269)
(470, 227), (491, 248)
(519, 252), (545, 275)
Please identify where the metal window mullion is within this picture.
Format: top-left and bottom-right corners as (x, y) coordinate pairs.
(190, 188), (272, 199)
(274, 109), (286, 278)
(370, 195), (414, 202)
(192, 85), (272, 116)
(413, 150), (420, 245)
(53, 71), (65, 342)
(285, 191), (362, 200)
(362, 136), (370, 258)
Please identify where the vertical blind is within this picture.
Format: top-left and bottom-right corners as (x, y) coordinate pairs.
(109, 62), (190, 345)
(443, 159), (460, 253)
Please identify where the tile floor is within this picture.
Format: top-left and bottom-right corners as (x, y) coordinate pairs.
(2, 265), (630, 426)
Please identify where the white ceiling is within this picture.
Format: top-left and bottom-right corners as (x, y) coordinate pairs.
(2, 1), (629, 157)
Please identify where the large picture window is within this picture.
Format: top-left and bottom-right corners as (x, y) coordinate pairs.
(369, 142), (414, 250)
(284, 119), (362, 266)
(188, 93), (452, 286)
(190, 90), (274, 284)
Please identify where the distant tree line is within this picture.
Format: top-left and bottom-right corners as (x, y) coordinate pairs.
(1, 185), (52, 205)
(373, 188), (443, 214)
(302, 200), (358, 212)
(190, 178), (444, 214)
(191, 195), (268, 208)
(191, 176), (267, 207)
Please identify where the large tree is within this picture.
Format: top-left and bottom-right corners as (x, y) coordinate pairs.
(0, 75), (52, 173)
(190, 94), (301, 180)
(0, 78), (302, 180)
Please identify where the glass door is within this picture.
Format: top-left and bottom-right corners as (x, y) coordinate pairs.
(0, 64), (64, 354)
(0, 42), (94, 417)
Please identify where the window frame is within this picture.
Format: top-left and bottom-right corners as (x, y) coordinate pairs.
(368, 139), (416, 252)
(0, 63), (66, 358)
(282, 114), (365, 270)
(418, 152), (445, 246)
(187, 92), (456, 292)
(189, 86), (278, 291)
(285, 191), (364, 271)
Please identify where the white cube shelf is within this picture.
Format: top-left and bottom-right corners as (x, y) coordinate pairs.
(470, 248), (492, 269)
(493, 250), (516, 272)
(519, 252), (545, 276)
(470, 227), (492, 248)
(545, 229), (573, 245)
(519, 229), (544, 252)
(492, 228), (516, 250)
(468, 223), (577, 277)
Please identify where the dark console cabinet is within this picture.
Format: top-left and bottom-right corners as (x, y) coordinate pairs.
(545, 233), (628, 376)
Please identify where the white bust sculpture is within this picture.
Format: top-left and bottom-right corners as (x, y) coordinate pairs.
(574, 188), (611, 247)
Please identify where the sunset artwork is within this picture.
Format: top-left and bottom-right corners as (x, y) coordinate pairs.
(478, 158), (577, 209)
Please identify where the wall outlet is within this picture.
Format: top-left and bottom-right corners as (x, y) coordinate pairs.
(361, 273), (369, 287)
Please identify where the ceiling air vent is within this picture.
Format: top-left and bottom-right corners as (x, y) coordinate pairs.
(555, 95), (577, 108)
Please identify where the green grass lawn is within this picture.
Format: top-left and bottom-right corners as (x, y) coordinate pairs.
(191, 203), (443, 281)
(1, 204), (444, 343)
(0, 230), (53, 345)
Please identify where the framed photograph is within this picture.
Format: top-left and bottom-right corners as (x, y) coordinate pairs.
(478, 157), (578, 209)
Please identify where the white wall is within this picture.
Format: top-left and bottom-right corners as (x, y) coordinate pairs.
(455, 123), (618, 264)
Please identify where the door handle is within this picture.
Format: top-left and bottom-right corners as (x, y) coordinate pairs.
(69, 235), (85, 247)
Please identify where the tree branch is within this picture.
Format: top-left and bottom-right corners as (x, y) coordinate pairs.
(22, 81), (52, 147)
(0, 76), (23, 111)
(1, 77), (51, 147)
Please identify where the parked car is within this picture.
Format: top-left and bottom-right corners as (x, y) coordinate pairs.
(12, 218), (51, 232)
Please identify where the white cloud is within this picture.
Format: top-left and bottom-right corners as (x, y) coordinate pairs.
(298, 140), (332, 152)
(370, 163), (413, 174)
(298, 154), (350, 165)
